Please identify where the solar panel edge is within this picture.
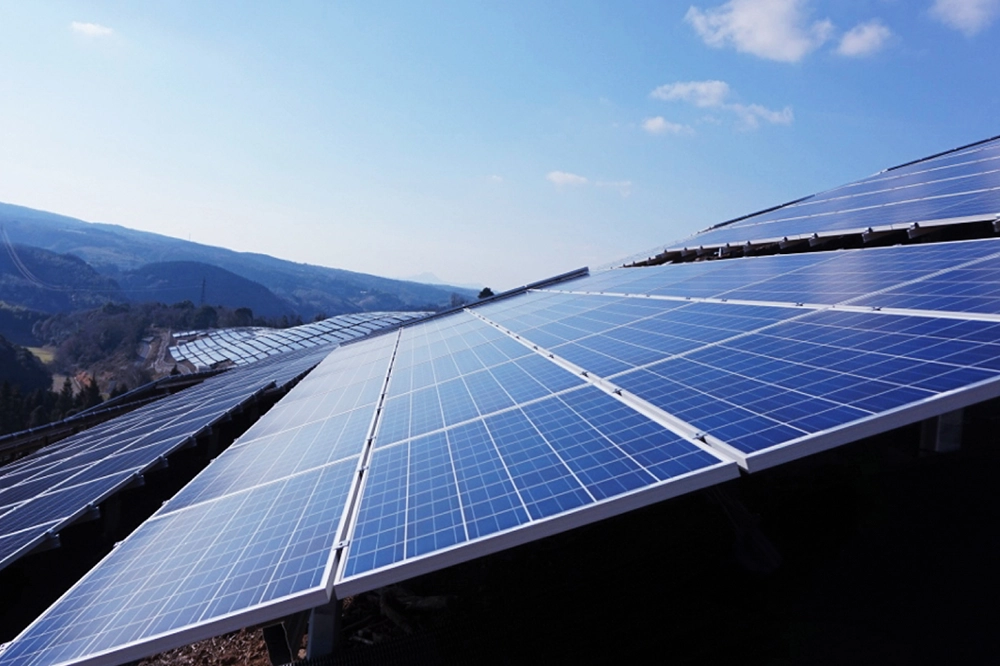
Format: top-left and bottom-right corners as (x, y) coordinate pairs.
(0, 523), (58, 571)
(323, 329), (407, 594)
(5, 584), (332, 666)
(0, 458), (364, 666)
(664, 210), (999, 255)
(741, 372), (1000, 473)
(333, 456), (738, 598)
(464, 309), (742, 456)
(0, 470), (140, 574)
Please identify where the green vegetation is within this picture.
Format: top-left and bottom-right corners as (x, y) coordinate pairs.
(0, 335), (109, 435)
(0, 374), (112, 436)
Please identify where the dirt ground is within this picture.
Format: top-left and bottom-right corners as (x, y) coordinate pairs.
(137, 629), (272, 666)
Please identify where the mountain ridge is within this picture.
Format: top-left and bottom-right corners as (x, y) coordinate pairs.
(0, 202), (477, 318)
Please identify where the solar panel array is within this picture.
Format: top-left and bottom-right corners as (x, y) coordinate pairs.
(633, 135), (1000, 259)
(0, 345), (332, 574)
(7, 233), (1000, 666)
(170, 312), (427, 369)
(6, 138), (1000, 666)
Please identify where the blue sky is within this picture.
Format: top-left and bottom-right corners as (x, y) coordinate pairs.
(1, 1), (999, 290)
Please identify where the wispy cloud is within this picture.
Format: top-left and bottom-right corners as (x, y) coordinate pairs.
(730, 103), (794, 129)
(546, 171), (588, 186)
(596, 181), (633, 197)
(71, 21), (114, 37)
(837, 20), (892, 56)
(685, 0), (833, 63)
(488, 174), (504, 183)
(546, 172), (632, 197)
(930, 0), (1000, 36)
(642, 116), (694, 136)
(650, 80), (730, 107)
(650, 79), (792, 130)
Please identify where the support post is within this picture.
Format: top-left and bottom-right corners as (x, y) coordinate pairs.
(920, 408), (964, 453)
(204, 427), (221, 458)
(306, 597), (343, 660)
(262, 611), (309, 666)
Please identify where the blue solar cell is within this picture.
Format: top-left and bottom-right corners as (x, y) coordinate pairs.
(0, 345), (334, 574)
(340, 384), (729, 582)
(0, 523), (59, 567)
(1, 459), (358, 666)
(0, 471), (136, 535)
(608, 307), (1000, 456)
(438, 377), (480, 425)
(446, 420), (531, 539)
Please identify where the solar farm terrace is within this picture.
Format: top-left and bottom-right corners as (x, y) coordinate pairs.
(170, 312), (428, 371)
(3, 135), (1000, 665)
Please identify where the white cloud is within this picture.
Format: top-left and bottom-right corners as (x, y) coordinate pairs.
(546, 172), (631, 197)
(837, 20), (892, 56)
(71, 21), (114, 37)
(650, 80), (731, 107)
(930, 0), (1000, 35)
(685, 0), (833, 63)
(730, 103), (794, 129)
(650, 79), (792, 130)
(642, 116), (695, 135)
(488, 175), (504, 183)
(546, 171), (589, 186)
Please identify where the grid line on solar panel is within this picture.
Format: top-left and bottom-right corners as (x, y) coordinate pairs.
(0, 459), (360, 666)
(545, 239), (1000, 319)
(370, 312), (591, 450)
(465, 307), (755, 460)
(633, 139), (1000, 253)
(169, 312), (424, 370)
(0, 346), (331, 570)
(336, 382), (734, 592)
(469, 276), (1000, 467)
(608, 309), (1000, 463)
(0, 523), (60, 569)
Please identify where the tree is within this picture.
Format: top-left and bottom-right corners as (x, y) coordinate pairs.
(233, 307), (254, 327)
(53, 377), (74, 420)
(450, 293), (468, 308)
(192, 305), (218, 330)
(76, 375), (103, 410)
(478, 287), (495, 299)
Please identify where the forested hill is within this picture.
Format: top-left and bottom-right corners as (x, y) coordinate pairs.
(0, 243), (122, 313)
(118, 262), (296, 319)
(0, 334), (50, 393)
(1, 202), (479, 318)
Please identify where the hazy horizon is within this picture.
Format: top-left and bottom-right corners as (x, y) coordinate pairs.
(2, 1), (998, 290)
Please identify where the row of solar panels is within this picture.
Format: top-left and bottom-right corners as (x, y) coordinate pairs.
(170, 312), (427, 369)
(621, 134), (1000, 262)
(6, 232), (1000, 666)
(0, 346), (335, 574)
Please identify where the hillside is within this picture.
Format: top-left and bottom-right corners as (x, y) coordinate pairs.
(1, 203), (479, 318)
(0, 304), (48, 346)
(0, 243), (123, 314)
(0, 334), (51, 393)
(119, 262), (295, 319)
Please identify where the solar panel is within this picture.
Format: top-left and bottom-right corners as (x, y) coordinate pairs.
(0, 345), (331, 572)
(169, 311), (426, 370)
(572, 239), (1000, 314)
(641, 137), (1000, 256)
